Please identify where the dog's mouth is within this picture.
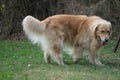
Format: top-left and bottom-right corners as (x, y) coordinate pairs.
(97, 37), (107, 46)
(100, 40), (107, 46)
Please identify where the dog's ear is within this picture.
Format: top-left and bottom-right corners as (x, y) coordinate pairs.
(90, 22), (100, 33)
(109, 22), (112, 37)
(94, 24), (100, 38)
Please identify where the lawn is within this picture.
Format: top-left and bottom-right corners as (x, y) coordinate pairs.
(0, 40), (120, 80)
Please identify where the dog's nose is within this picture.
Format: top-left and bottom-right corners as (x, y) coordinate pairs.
(105, 39), (109, 42)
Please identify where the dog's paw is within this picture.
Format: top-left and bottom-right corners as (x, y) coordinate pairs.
(95, 62), (105, 66)
(97, 63), (105, 66)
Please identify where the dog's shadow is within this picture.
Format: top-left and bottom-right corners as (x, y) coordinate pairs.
(64, 58), (120, 70)
(104, 61), (120, 69)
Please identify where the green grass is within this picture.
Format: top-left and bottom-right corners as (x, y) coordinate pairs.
(0, 40), (120, 80)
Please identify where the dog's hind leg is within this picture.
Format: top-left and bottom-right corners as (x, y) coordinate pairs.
(46, 29), (65, 65)
(44, 52), (51, 64)
(51, 41), (64, 65)
(44, 36), (64, 65)
(55, 53), (64, 65)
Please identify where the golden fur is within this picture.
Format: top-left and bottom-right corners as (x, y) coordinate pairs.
(22, 14), (112, 66)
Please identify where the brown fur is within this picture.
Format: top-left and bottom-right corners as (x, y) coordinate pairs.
(22, 14), (112, 66)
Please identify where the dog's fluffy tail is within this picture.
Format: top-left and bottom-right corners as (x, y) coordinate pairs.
(22, 15), (46, 44)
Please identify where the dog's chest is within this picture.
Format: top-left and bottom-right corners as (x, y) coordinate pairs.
(78, 38), (92, 49)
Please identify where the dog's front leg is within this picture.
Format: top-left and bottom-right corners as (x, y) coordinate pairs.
(71, 47), (84, 63)
(89, 50), (104, 66)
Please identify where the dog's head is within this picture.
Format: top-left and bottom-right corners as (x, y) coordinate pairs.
(94, 20), (112, 46)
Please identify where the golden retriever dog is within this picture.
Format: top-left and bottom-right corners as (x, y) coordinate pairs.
(22, 14), (112, 66)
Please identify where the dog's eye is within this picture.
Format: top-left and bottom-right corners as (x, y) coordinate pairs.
(107, 31), (110, 33)
(107, 31), (111, 34)
(101, 31), (105, 33)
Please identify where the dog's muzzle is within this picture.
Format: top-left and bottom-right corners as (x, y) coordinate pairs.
(97, 37), (109, 46)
